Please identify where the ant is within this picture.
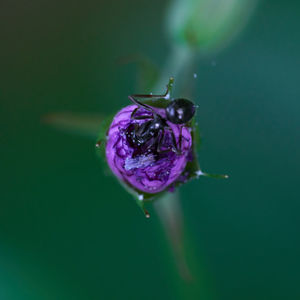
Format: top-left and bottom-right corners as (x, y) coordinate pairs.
(125, 81), (196, 155)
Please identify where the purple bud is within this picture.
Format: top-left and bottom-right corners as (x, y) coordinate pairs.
(105, 105), (193, 194)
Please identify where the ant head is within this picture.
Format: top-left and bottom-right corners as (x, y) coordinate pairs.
(165, 98), (196, 124)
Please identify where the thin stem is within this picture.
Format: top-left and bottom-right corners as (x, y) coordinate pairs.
(153, 46), (216, 300)
(154, 192), (192, 280)
(153, 45), (194, 281)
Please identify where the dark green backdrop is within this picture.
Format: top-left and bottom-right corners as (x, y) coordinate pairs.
(1, 0), (299, 299)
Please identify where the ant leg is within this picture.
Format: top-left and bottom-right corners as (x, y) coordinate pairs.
(170, 130), (182, 155)
(145, 135), (159, 152)
(130, 107), (138, 119)
(130, 107), (150, 120)
(131, 88), (168, 100)
(131, 90), (167, 100)
(156, 131), (165, 153)
(129, 77), (174, 105)
(175, 125), (190, 147)
(128, 95), (154, 112)
(178, 126), (183, 150)
(156, 130), (180, 155)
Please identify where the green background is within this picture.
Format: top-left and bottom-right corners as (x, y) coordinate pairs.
(1, 0), (299, 299)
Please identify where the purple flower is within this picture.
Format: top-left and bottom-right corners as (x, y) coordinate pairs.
(105, 105), (193, 194)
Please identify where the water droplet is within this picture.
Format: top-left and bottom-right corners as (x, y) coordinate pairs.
(195, 170), (204, 178)
(95, 141), (101, 148)
(145, 210), (150, 218)
(193, 73), (197, 78)
(138, 194), (144, 201)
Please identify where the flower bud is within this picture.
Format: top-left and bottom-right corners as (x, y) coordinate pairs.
(105, 105), (193, 194)
(166, 0), (257, 53)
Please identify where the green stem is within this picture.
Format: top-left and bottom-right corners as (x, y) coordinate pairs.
(153, 45), (193, 281)
(153, 46), (216, 300)
(154, 192), (192, 281)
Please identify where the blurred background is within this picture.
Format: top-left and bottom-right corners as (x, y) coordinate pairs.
(1, 0), (300, 299)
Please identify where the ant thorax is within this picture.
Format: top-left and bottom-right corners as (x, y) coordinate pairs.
(125, 87), (195, 159)
(123, 105), (183, 158)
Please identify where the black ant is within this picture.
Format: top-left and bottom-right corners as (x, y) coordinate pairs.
(125, 82), (196, 155)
